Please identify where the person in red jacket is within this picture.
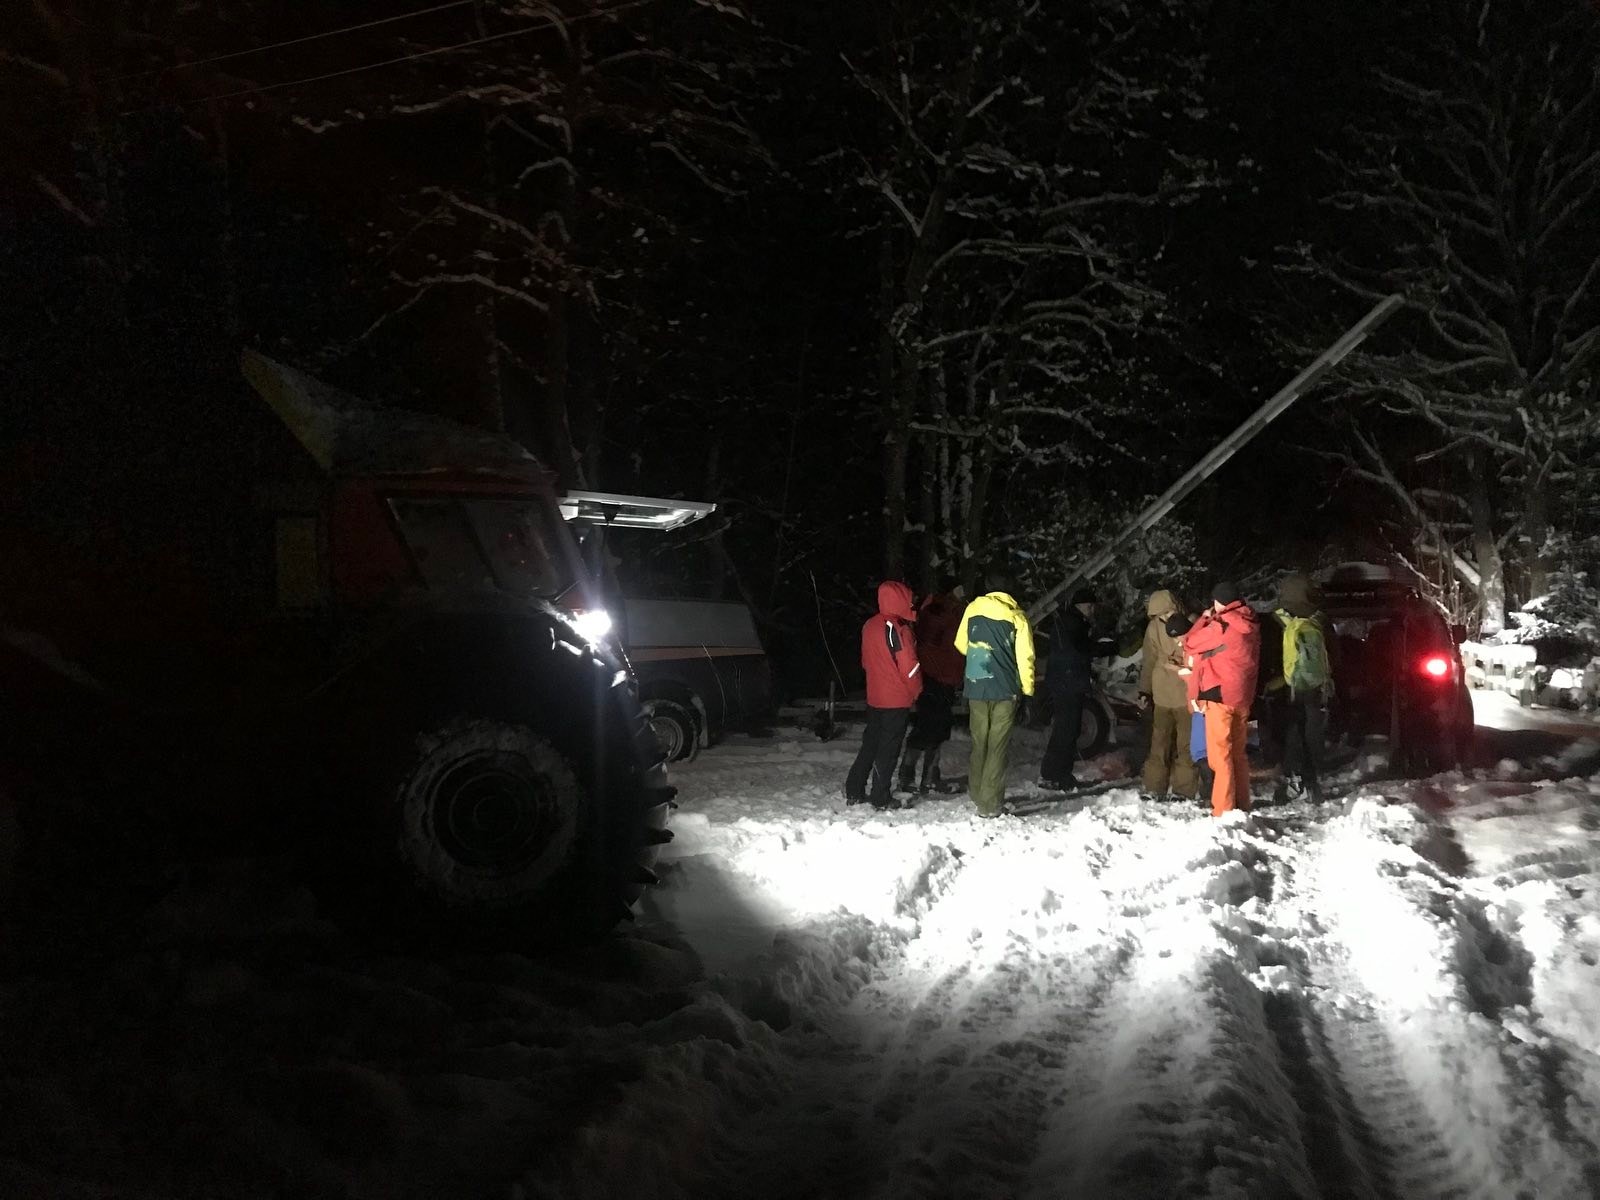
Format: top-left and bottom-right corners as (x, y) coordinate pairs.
(899, 579), (964, 792)
(845, 580), (924, 809)
(1184, 582), (1261, 816)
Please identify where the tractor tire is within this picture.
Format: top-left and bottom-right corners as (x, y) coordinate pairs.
(644, 698), (700, 763)
(310, 610), (675, 947)
(369, 710), (673, 946)
(392, 718), (586, 915)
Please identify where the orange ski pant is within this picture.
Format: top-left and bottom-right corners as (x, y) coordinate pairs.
(1204, 702), (1252, 816)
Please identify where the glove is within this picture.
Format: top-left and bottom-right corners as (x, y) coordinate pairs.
(1137, 692), (1152, 711)
(1015, 696), (1031, 726)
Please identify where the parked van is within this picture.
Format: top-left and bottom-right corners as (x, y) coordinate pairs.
(561, 494), (777, 761)
(623, 597), (776, 760)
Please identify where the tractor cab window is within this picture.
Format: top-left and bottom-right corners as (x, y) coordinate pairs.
(390, 498), (494, 593)
(462, 499), (573, 599)
(389, 495), (576, 600)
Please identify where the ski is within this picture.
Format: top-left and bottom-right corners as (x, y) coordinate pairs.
(1001, 776), (1135, 816)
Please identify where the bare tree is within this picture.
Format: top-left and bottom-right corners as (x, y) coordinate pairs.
(288, 0), (772, 486)
(826, 0), (1216, 582)
(1298, 0), (1600, 627)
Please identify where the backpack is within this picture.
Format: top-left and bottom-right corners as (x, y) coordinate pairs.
(1280, 612), (1331, 692)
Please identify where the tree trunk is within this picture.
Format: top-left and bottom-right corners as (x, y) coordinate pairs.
(1524, 468), (1551, 601)
(878, 233), (904, 578)
(542, 288), (585, 488)
(883, 357), (917, 580)
(962, 442), (994, 599)
(1469, 451), (1507, 631)
(706, 439), (728, 601)
(470, 0), (505, 433)
(918, 375), (940, 593)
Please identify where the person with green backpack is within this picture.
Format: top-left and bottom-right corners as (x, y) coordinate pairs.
(1270, 573), (1333, 804)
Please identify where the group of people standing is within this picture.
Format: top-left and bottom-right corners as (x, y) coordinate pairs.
(844, 571), (1333, 819)
(843, 577), (1035, 817)
(1136, 573), (1332, 815)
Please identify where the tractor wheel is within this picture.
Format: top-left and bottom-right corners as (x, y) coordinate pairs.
(644, 698), (700, 763)
(392, 719), (584, 916)
(366, 712), (672, 945)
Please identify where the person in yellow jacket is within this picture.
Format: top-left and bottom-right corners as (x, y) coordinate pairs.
(954, 579), (1035, 817)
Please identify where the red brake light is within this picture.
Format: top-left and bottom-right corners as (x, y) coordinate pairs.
(1421, 655), (1450, 679)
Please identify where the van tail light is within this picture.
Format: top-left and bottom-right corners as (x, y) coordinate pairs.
(1420, 655), (1451, 680)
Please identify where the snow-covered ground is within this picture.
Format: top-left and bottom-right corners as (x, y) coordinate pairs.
(3, 724), (1599, 1199)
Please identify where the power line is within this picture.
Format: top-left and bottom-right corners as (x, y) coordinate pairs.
(127, 0), (659, 114)
(111, 2), (475, 82)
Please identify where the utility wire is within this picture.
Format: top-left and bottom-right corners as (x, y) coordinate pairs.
(125, 0), (658, 114)
(111, 2), (475, 81)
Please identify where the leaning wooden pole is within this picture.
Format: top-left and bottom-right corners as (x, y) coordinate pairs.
(1028, 293), (1405, 623)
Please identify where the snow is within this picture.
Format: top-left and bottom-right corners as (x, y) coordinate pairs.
(3, 724), (1600, 1197)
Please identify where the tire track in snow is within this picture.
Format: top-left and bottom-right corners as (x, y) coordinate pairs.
(689, 802), (1164, 1199)
(1265, 804), (1594, 1200)
(1246, 837), (1428, 1200)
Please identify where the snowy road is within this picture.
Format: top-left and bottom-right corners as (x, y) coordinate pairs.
(3, 725), (1599, 1199)
(1471, 689), (1600, 776)
(1474, 688), (1600, 740)
(642, 728), (1600, 1200)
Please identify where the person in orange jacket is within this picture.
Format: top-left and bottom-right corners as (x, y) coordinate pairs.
(1184, 582), (1261, 816)
(845, 580), (923, 809)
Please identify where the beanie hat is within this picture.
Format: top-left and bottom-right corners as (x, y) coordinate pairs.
(1276, 572), (1316, 618)
(1212, 581), (1241, 606)
(1069, 587), (1098, 607)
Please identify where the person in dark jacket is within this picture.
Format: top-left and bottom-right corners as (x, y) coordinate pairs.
(845, 580), (924, 809)
(1269, 572), (1333, 805)
(900, 579), (964, 792)
(1040, 587), (1107, 790)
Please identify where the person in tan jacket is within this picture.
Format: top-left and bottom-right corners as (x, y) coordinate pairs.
(1138, 589), (1198, 800)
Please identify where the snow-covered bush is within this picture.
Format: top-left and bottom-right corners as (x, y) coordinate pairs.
(1515, 534), (1600, 652)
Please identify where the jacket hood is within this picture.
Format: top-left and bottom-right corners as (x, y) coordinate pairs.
(1276, 573), (1317, 618)
(1147, 589), (1179, 619)
(877, 580), (915, 621)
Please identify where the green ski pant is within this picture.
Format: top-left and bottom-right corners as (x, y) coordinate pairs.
(967, 698), (1017, 815)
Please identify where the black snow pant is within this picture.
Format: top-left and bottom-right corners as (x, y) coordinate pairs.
(1277, 688), (1328, 801)
(846, 706), (911, 808)
(899, 681), (956, 790)
(1039, 688), (1087, 786)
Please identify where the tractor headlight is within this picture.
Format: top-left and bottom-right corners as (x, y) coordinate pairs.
(570, 608), (614, 645)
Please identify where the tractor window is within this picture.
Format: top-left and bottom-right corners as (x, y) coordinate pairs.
(463, 499), (573, 599)
(389, 499), (494, 592)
